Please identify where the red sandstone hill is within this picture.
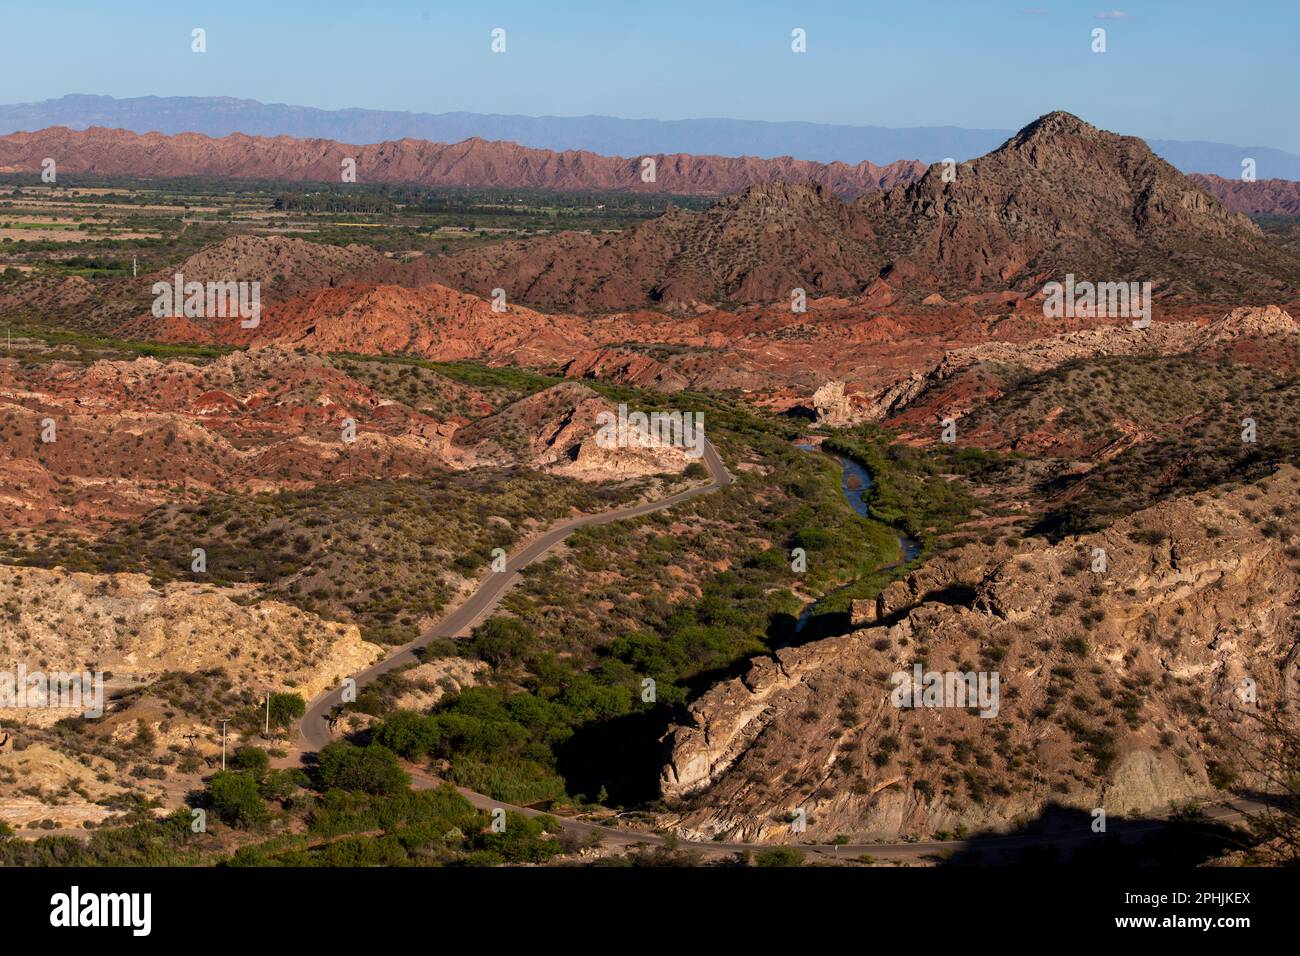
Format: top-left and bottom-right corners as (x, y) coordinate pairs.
(428, 181), (886, 312)
(429, 113), (1300, 310)
(857, 111), (1292, 295)
(1191, 173), (1300, 216)
(0, 348), (459, 525)
(0, 125), (922, 197)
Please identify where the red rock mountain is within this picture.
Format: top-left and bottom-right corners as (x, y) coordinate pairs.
(428, 181), (886, 312)
(1191, 173), (1300, 216)
(430, 113), (1300, 309)
(858, 111), (1288, 294)
(0, 125), (922, 197)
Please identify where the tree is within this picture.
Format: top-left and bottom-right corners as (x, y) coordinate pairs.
(208, 771), (269, 828)
(468, 617), (538, 671)
(316, 743), (410, 795)
(268, 692), (306, 729)
(473, 811), (563, 864)
(1228, 709), (1300, 864)
(372, 710), (438, 760)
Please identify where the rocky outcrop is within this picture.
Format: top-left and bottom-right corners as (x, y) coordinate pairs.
(811, 381), (856, 426)
(811, 376), (935, 426)
(0, 565), (383, 724)
(848, 305), (1299, 426)
(453, 381), (696, 480)
(0, 745), (129, 828)
(1197, 304), (1298, 344)
(563, 348), (689, 392)
(659, 467), (1300, 841)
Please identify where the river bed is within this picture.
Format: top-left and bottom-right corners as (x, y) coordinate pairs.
(791, 442), (922, 636)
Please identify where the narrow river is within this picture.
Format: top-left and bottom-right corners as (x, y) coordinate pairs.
(791, 442), (922, 636)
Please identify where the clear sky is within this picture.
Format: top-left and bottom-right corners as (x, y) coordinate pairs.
(2, 0), (1297, 151)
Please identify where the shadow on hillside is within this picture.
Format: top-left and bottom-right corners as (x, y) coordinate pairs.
(931, 800), (1253, 866)
(558, 615), (807, 807)
(766, 608), (802, 646)
(791, 583), (979, 644)
(555, 709), (671, 806)
(793, 608), (852, 642)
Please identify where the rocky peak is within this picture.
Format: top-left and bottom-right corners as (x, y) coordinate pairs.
(998, 110), (1103, 151)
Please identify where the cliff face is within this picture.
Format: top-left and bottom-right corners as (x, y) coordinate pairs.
(659, 466), (1300, 842)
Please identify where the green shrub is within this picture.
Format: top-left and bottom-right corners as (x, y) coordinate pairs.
(316, 743), (410, 795)
(208, 771), (270, 828)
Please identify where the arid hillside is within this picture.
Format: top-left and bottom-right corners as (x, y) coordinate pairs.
(0, 344), (697, 529)
(0, 348), (456, 525)
(427, 181), (886, 312)
(661, 467), (1300, 842)
(1192, 173), (1300, 216)
(428, 113), (1300, 310)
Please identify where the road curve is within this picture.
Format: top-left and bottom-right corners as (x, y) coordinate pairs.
(296, 439), (1261, 862)
(300, 438), (733, 751)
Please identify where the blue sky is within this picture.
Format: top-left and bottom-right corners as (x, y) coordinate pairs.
(3, 0), (1297, 151)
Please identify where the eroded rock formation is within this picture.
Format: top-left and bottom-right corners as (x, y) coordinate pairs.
(660, 467), (1300, 841)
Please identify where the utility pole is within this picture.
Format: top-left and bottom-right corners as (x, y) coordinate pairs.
(220, 719), (229, 770)
(264, 692), (270, 737)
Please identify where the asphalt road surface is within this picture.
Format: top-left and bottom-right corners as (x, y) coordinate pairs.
(300, 438), (733, 751)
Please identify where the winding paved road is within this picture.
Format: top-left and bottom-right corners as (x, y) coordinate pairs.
(300, 439), (733, 751)
(297, 439), (1263, 863)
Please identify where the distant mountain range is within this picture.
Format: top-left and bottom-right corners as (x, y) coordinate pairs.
(3, 122), (1296, 220)
(3, 94), (1299, 181)
(0, 125), (923, 196)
